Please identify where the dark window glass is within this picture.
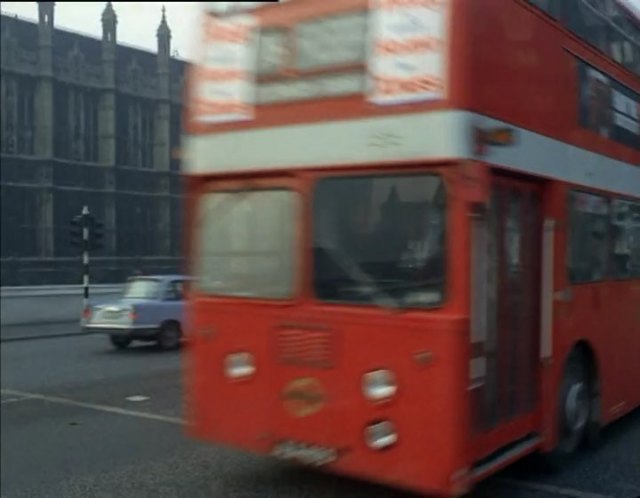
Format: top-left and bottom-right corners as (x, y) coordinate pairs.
(611, 199), (640, 279)
(313, 174), (446, 308)
(568, 191), (610, 283)
(560, 0), (640, 75)
(166, 280), (185, 300)
(527, 0), (562, 20)
(529, 0), (640, 76)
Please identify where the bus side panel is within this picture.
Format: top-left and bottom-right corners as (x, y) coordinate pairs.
(603, 281), (640, 420)
(547, 183), (640, 451)
(465, 0), (640, 167)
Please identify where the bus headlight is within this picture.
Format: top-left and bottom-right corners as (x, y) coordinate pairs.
(362, 369), (397, 401)
(365, 420), (398, 450)
(224, 352), (256, 379)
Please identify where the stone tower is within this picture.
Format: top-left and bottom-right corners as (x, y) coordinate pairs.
(99, 1), (117, 166)
(155, 5), (171, 172)
(155, 6), (172, 255)
(36, 1), (54, 158)
(36, 2), (55, 257)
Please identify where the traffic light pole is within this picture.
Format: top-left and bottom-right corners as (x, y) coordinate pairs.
(82, 205), (90, 314)
(70, 205), (105, 322)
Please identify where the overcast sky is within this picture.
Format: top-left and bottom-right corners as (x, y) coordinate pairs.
(0, 2), (204, 61)
(1, 1), (638, 62)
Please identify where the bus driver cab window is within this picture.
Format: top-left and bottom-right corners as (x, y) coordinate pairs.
(313, 175), (446, 308)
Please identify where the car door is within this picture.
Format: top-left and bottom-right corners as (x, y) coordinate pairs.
(161, 279), (186, 326)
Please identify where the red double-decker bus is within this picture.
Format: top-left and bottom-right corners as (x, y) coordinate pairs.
(182, 0), (640, 496)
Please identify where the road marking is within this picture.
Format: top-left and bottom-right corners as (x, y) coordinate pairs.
(0, 388), (185, 426)
(0, 389), (625, 498)
(495, 478), (615, 498)
(125, 395), (150, 402)
(1, 394), (36, 405)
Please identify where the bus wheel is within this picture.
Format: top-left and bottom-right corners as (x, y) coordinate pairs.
(544, 350), (591, 470)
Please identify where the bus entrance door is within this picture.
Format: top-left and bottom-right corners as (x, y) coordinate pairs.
(469, 176), (542, 462)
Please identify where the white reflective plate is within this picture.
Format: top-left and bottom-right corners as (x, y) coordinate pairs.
(271, 440), (337, 467)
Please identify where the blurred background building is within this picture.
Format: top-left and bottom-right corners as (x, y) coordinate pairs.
(0, 2), (187, 286)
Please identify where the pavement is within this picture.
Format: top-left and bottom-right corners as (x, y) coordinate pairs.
(1, 323), (639, 498)
(0, 321), (84, 342)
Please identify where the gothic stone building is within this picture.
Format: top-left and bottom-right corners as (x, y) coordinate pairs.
(0, 2), (186, 286)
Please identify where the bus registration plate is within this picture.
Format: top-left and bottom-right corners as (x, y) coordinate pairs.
(271, 440), (337, 467)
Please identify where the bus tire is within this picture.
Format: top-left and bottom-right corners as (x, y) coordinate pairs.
(584, 369), (602, 450)
(542, 348), (591, 471)
(584, 413), (602, 450)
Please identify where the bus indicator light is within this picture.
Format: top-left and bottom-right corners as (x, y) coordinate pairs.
(474, 126), (518, 156)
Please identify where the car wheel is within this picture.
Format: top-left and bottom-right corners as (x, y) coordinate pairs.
(158, 322), (181, 351)
(110, 335), (132, 350)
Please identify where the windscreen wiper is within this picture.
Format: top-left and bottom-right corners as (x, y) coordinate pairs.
(318, 245), (401, 310)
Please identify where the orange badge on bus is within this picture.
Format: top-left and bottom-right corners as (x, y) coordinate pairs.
(282, 377), (326, 418)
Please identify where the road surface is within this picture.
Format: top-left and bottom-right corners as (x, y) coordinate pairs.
(1, 324), (638, 498)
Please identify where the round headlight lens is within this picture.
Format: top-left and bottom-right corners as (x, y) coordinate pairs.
(364, 420), (398, 450)
(362, 369), (397, 401)
(224, 352), (256, 379)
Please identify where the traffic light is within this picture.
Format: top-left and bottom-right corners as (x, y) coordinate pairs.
(90, 218), (105, 250)
(70, 209), (105, 251)
(70, 215), (84, 247)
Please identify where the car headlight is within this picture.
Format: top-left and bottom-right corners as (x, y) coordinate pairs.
(364, 420), (398, 450)
(362, 369), (397, 401)
(224, 352), (256, 379)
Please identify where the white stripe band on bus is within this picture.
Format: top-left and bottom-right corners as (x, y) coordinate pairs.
(183, 110), (640, 198)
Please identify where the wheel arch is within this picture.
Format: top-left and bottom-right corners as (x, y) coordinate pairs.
(571, 340), (600, 394)
(160, 319), (182, 333)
